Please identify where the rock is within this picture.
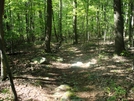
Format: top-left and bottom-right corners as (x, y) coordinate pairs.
(54, 85), (73, 100)
(61, 91), (76, 101)
(31, 57), (47, 64)
(54, 84), (83, 101)
(55, 84), (72, 92)
(56, 57), (63, 62)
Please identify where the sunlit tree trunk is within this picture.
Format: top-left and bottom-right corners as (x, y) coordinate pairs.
(102, 1), (108, 42)
(129, 0), (134, 47)
(96, 0), (101, 38)
(114, 0), (125, 55)
(45, 0), (52, 52)
(123, 2), (129, 38)
(132, 1), (134, 47)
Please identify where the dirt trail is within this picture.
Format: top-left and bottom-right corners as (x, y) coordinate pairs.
(0, 41), (134, 101)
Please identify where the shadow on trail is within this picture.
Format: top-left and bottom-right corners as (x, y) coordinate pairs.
(11, 40), (134, 101)
(13, 63), (132, 101)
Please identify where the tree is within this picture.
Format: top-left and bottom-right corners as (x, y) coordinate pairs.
(45, 0), (52, 52)
(59, 0), (63, 41)
(113, 0), (125, 55)
(0, 0), (18, 100)
(128, 0), (134, 47)
(86, 0), (89, 41)
(73, 0), (78, 44)
(25, 1), (30, 42)
(3, 0), (126, 52)
(0, 0), (7, 81)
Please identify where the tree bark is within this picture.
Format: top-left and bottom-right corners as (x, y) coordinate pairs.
(0, 0), (18, 100)
(25, 2), (30, 43)
(129, 0), (134, 47)
(59, 0), (63, 41)
(114, 0), (125, 55)
(0, 0), (7, 80)
(45, 0), (52, 52)
(86, 0), (89, 41)
(73, 0), (78, 44)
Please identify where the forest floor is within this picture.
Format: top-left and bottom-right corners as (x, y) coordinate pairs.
(0, 40), (134, 101)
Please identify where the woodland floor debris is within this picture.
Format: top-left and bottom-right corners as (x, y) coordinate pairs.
(0, 41), (134, 101)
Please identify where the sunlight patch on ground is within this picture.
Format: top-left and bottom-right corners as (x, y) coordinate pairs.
(112, 55), (128, 62)
(77, 92), (95, 99)
(77, 90), (103, 100)
(53, 84), (81, 101)
(107, 65), (117, 69)
(76, 53), (83, 57)
(110, 69), (125, 73)
(52, 62), (71, 68)
(68, 47), (78, 51)
(70, 59), (98, 68)
(94, 66), (106, 70)
(71, 62), (83, 67)
(67, 46), (81, 53)
(52, 58), (98, 69)
(15, 84), (49, 101)
(14, 75), (56, 81)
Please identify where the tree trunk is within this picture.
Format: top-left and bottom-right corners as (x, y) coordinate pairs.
(103, 2), (107, 43)
(73, 0), (78, 44)
(52, 11), (58, 42)
(129, 0), (133, 47)
(129, 0), (134, 47)
(96, 7), (100, 38)
(0, 0), (7, 80)
(86, 0), (89, 41)
(59, 0), (63, 41)
(114, 0), (125, 55)
(45, 0), (52, 53)
(0, 0), (18, 100)
(25, 2), (30, 43)
(132, 1), (134, 47)
(29, 0), (35, 42)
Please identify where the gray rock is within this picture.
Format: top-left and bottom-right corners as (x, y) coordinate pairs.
(31, 57), (47, 64)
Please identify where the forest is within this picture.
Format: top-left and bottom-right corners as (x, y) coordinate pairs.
(0, 0), (134, 101)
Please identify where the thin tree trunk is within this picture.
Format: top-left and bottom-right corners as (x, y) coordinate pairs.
(73, 0), (78, 44)
(129, 0), (134, 47)
(132, 1), (134, 47)
(52, 11), (58, 42)
(25, 2), (30, 43)
(129, 1), (132, 47)
(103, 2), (107, 43)
(45, 0), (52, 52)
(59, 0), (63, 41)
(86, 0), (89, 41)
(29, 0), (35, 42)
(96, 7), (101, 38)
